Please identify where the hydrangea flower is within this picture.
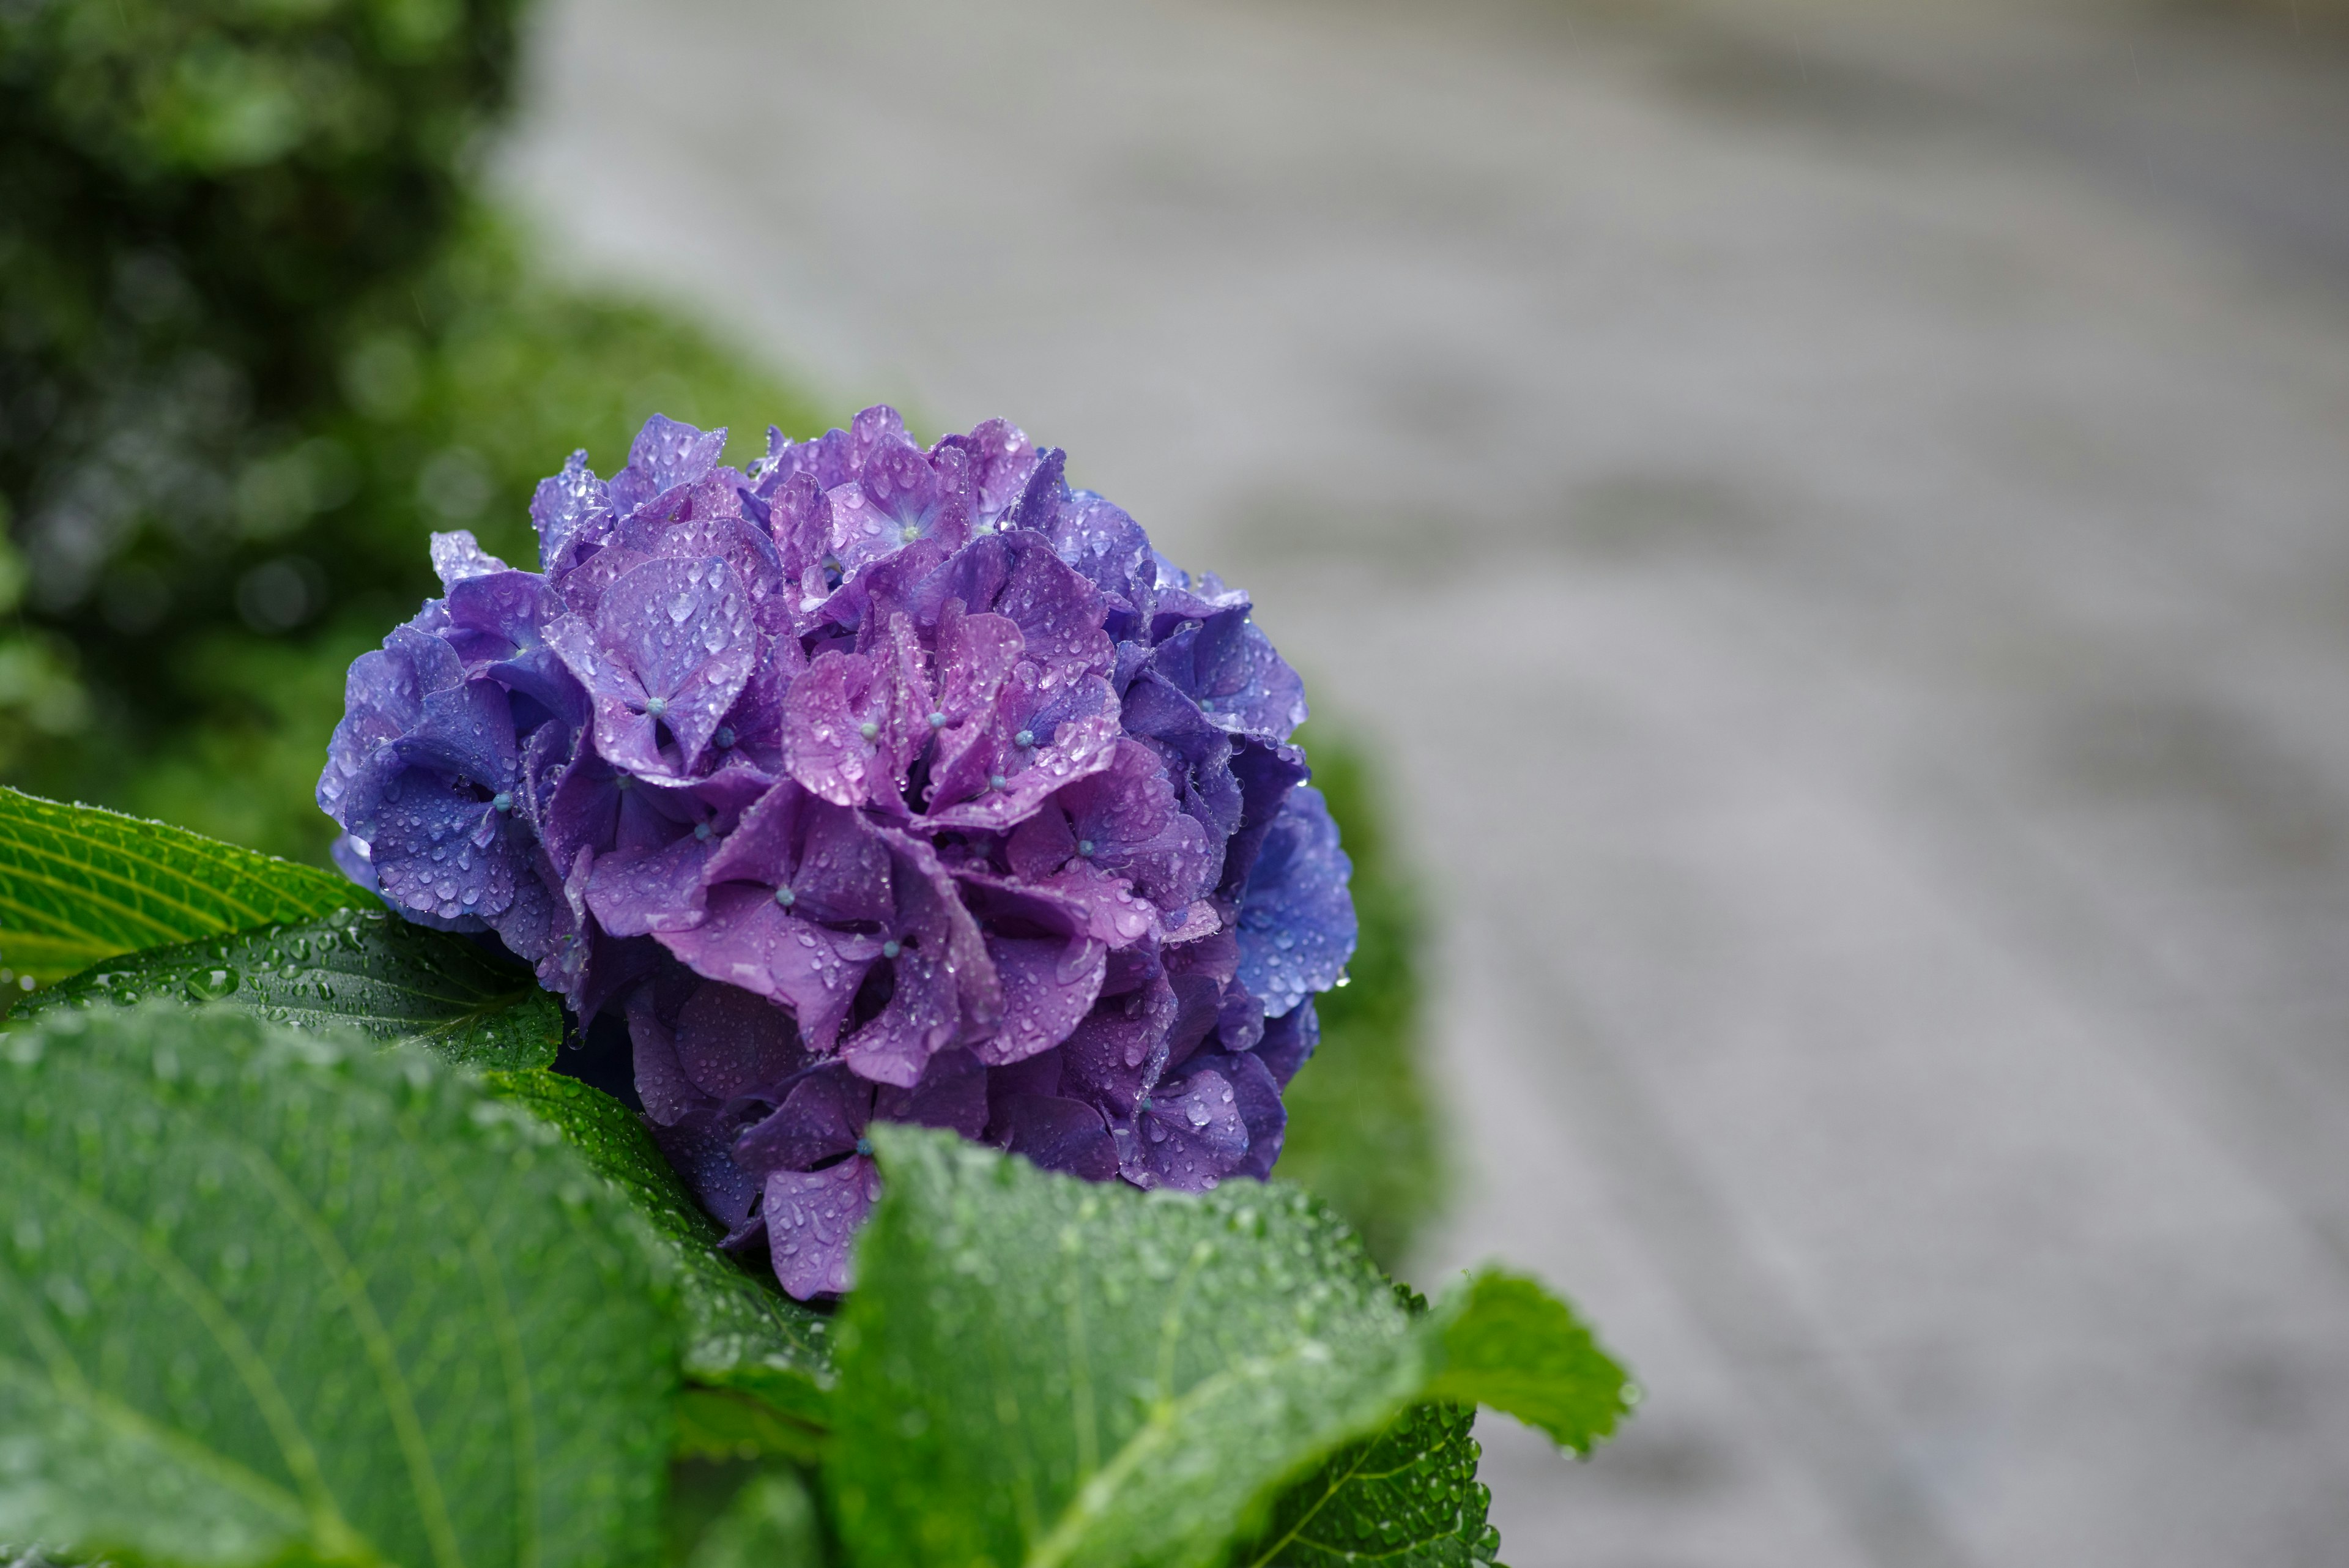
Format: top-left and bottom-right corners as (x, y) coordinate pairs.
(322, 408), (1356, 1297)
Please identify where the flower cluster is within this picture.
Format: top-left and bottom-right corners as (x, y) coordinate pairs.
(320, 409), (1354, 1296)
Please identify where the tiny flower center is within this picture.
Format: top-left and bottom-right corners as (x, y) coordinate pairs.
(644, 696), (667, 718)
(989, 773), (1007, 789)
(1014, 729), (1036, 748)
(491, 792), (514, 814)
(855, 1135), (874, 1156)
(694, 822), (713, 841)
(1077, 839), (1096, 856)
(927, 710), (946, 728)
(881, 938), (902, 959)
(858, 720), (880, 741)
(714, 726), (736, 749)
(774, 886), (796, 908)
(614, 775), (633, 792)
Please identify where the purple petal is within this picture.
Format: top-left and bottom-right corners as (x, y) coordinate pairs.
(875, 1046), (989, 1139)
(1119, 1066), (1249, 1192)
(735, 1065), (867, 1175)
(429, 529), (510, 587)
(675, 981), (807, 1101)
(1060, 946), (1177, 1114)
(656, 883), (872, 1052)
(532, 448), (613, 573)
(585, 831), (718, 936)
(1184, 1049), (1286, 1179)
(954, 874), (1106, 1066)
(781, 649), (891, 808)
(1152, 608), (1307, 742)
(763, 1156), (881, 1299)
(609, 414), (729, 518)
(917, 672), (1122, 833)
(998, 1094), (1118, 1180)
(933, 418), (1038, 528)
(1254, 996), (1319, 1090)
(650, 1117), (763, 1238)
(627, 989), (709, 1127)
(571, 556), (757, 777)
(838, 831), (998, 1088)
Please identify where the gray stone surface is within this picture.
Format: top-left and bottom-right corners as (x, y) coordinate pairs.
(495, 3), (2349, 1562)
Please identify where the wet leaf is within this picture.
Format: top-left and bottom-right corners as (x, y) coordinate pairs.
(486, 1069), (833, 1430)
(829, 1126), (1435, 1568)
(1226, 1402), (1497, 1568)
(0, 787), (356, 987)
(0, 1003), (677, 1568)
(1427, 1270), (1633, 1455)
(21, 907), (560, 1071)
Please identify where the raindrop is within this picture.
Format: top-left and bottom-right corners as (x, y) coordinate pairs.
(184, 968), (240, 1002)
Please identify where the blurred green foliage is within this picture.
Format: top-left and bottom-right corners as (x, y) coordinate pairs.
(0, 0), (822, 860)
(1283, 724), (1445, 1268)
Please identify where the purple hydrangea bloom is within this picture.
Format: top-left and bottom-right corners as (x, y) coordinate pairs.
(321, 408), (1356, 1298)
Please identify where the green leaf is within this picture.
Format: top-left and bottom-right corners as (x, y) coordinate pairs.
(1230, 1274), (1627, 1567)
(674, 1389), (823, 1466)
(0, 787), (355, 987)
(484, 1069), (833, 1430)
(1427, 1271), (1634, 1455)
(0, 1003), (678, 1568)
(20, 908), (561, 1071)
(828, 1125), (1436, 1568)
(1226, 1403), (1497, 1568)
(679, 1466), (825, 1568)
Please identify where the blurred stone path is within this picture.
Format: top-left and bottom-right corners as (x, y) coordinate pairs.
(499, 2), (2349, 1562)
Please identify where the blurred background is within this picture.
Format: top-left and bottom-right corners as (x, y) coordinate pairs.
(9, 0), (2349, 1562)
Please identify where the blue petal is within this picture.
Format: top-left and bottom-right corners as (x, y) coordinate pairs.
(1235, 784), (1356, 1017)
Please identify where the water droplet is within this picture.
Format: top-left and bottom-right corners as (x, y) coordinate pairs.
(184, 967), (240, 1002)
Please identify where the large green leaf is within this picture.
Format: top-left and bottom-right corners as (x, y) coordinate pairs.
(677, 1467), (826, 1568)
(1226, 1403), (1497, 1568)
(828, 1126), (1438, 1568)
(487, 1069), (833, 1433)
(0, 788), (354, 986)
(829, 1129), (1633, 1568)
(0, 1003), (678, 1568)
(19, 908), (561, 1071)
